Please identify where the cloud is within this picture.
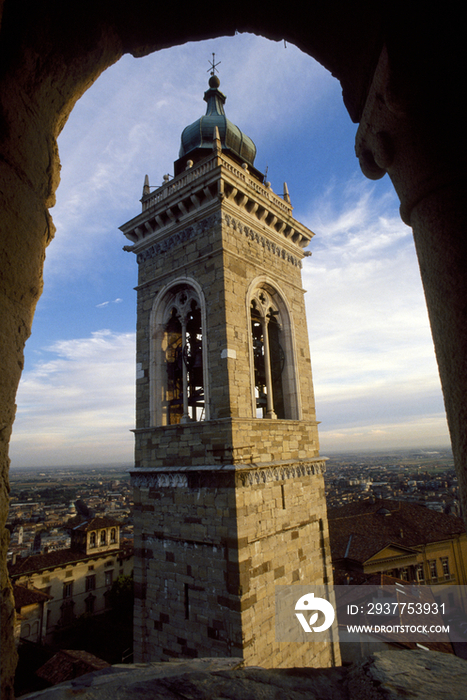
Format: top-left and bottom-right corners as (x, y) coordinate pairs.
(96, 298), (123, 308)
(45, 34), (336, 281)
(298, 180), (450, 448)
(10, 331), (135, 467)
(319, 414), (450, 453)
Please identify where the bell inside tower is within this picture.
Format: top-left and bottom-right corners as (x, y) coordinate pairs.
(164, 291), (204, 424)
(250, 290), (286, 419)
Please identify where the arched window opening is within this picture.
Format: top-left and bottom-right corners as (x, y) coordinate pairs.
(110, 528), (116, 543)
(250, 289), (286, 419)
(89, 532), (96, 548)
(163, 289), (204, 424)
(100, 530), (106, 545)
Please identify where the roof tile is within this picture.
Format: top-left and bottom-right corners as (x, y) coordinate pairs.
(328, 499), (465, 564)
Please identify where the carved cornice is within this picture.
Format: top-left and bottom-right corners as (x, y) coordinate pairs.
(131, 460), (326, 489)
(132, 472), (188, 488)
(236, 460), (326, 487)
(133, 211), (303, 269)
(135, 213), (220, 264)
(121, 152), (313, 256)
(223, 213), (302, 268)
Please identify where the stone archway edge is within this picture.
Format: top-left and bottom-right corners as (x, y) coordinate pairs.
(14, 649), (467, 700)
(2, 4), (466, 697)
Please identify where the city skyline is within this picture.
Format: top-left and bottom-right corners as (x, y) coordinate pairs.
(9, 34), (450, 468)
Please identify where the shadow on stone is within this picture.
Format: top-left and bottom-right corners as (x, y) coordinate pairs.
(18, 649), (467, 700)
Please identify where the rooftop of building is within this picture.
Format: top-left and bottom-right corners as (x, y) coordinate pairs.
(8, 540), (133, 578)
(13, 583), (52, 608)
(70, 516), (121, 532)
(328, 498), (466, 564)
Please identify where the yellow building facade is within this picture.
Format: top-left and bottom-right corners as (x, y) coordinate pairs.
(329, 499), (467, 609)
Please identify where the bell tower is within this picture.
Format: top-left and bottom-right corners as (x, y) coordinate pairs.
(121, 71), (338, 668)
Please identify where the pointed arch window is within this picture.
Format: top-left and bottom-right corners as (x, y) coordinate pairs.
(249, 285), (299, 420)
(152, 283), (207, 426)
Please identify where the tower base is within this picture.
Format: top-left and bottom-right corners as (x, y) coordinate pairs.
(132, 459), (340, 668)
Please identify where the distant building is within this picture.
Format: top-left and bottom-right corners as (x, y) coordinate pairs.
(12, 583), (52, 645)
(32, 531), (42, 554)
(328, 499), (467, 596)
(9, 517), (133, 644)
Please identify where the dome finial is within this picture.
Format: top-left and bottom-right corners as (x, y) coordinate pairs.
(177, 61), (257, 170)
(207, 52), (221, 88)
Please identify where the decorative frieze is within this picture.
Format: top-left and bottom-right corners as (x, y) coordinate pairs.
(237, 460), (327, 486)
(136, 213), (221, 264)
(131, 460), (326, 490)
(132, 472), (188, 488)
(223, 213), (302, 268)
(134, 209), (303, 268)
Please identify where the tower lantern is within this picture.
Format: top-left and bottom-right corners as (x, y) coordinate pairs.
(121, 72), (338, 668)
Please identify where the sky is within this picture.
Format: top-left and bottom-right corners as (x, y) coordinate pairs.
(9, 34), (451, 468)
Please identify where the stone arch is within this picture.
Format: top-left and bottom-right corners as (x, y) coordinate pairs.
(247, 276), (301, 420)
(1, 6), (467, 697)
(149, 277), (209, 426)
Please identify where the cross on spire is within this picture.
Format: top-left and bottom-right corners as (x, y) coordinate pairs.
(208, 53), (221, 76)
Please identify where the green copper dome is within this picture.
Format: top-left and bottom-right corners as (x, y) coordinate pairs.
(179, 75), (257, 167)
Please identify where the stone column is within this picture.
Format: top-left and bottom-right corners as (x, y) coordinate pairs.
(355, 45), (467, 522)
(261, 316), (277, 420)
(410, 186), (467, 518)
(180, 317), (190, 423)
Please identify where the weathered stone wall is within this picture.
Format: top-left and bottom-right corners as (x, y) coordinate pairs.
(132, 462), (338, 668)
(10, 649), (467, 700)
(234, 464), (337, 667)
(135, 419), (320, 468)
(132, 468), (241, 662)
